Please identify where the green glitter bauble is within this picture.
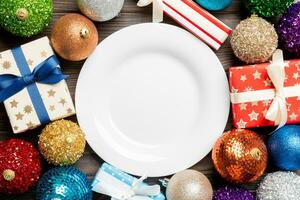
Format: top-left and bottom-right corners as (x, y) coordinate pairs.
(0, 0), (53, 37)
(243, 0), (294, 17)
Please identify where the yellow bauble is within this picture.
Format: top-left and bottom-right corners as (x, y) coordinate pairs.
(51, 13), (98, 61)
(38, 119), (86, 165)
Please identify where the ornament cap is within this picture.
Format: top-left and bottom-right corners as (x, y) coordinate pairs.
(3, 169), (15, 181)
(65, 135), (76, 144)
(80, 28), (90, 39)
(16, 8), (29, 21)
(250, 148), (261, 160)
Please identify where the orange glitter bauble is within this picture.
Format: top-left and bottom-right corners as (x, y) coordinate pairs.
(212, 129), (268, 184)
(51, 13), (98, 61)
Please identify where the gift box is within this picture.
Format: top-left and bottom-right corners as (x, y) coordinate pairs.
(137, 0), (232, 50)
(229, 50), (300, 128)
(0, 37), (75, 133)
(92, 163), (165, 200)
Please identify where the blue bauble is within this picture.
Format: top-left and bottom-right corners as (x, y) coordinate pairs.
(195, 0), (232, 11)
(36, 167), (92, 200)
(268, 125), (300, 170)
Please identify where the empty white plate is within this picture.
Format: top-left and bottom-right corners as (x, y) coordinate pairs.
(75, 23), (229, 177)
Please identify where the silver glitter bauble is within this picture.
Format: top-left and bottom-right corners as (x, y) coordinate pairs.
(166, 170), (213, 200)
(257, 171), (300, 200)
(77, 0), (124, 22)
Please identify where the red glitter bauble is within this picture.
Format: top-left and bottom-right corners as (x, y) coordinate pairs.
(212, 129), (268, 184)
(0, 139), (42, 194)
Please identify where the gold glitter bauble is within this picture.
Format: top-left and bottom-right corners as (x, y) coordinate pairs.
(51, 13), (98, 61)
(166, 170), (213, 200)
(38, 119), (86, 166)
(212, 129), (268, 184)
(230, 15), (278, 64)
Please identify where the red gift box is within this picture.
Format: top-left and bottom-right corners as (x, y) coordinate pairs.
(229, 55), (300, 128)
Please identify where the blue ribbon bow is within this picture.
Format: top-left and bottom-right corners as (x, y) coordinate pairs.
(0, 46), (68, 125)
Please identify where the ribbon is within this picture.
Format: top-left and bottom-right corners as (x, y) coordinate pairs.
(0, 47), (67, 124)
(137, 0), (164, 23)
(231, 49), (290, 128)
(92, 163), (163, 200)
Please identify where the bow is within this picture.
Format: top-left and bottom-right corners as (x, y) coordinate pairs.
(0, 55), (67, 102)
(111, 176), (161, 200)
(265, 49), (288, 128)
(137, 0), (164, 23)
(92, 163), (163, 200)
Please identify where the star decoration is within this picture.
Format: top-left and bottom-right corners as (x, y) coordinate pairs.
(237, 119), (247, 128)
(15, 112), (24, 120)
(296, 62), (300, 71)
(47, 89), (56, 97)
(251, 101), (258, 106)
(27, 59), (34, 66)
(59, 98), (66, 106)
(286, 103), (292, 112)
(244, 86), (253, 92)
(26, 121), (35, 128)
(24, 105), (33, 114)
(13, 126), (18, 131)
(239, 103), (247, 110)
(248, 110), (259, 121)
(231, 87), (238, 93)
(253, 70), (261, 80)
(67, 108), (73, 114)
(2, 61), (11, 69)
(263, 79), (272, 87)
(289, 112), (298, 121)
(262, 109), (268, 116)
(10, 100), (18, 108)
(40, 50), (47, 57)
(262, 100), (271, 106)
(293, 72), (300, 80)
(49, 105), (55, 111)
(240, 75), (247, 82)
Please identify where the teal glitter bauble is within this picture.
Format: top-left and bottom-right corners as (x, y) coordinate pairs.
(243, 0), (294, 17)
(268, 125), (300, 170)
(0, 0), (53, 37)
(36, 167), (92, 200)
(195, 0), (232, 11)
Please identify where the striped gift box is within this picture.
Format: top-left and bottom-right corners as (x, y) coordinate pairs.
(162, 0), (231, 50)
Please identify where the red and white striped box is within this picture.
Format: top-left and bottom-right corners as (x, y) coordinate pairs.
(162, 0), (231, 50)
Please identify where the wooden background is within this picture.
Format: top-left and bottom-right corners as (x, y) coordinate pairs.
(0, 0), (280, 199)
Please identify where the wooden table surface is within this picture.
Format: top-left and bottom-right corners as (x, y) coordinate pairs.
(0, 0), (280, 199)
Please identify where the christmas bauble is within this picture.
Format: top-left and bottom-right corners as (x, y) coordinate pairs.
(166, 169), (213, 200)
(38, 119), (86, 166)
(77, 0), (124, 22)
(0, 0), (52, 37)
(243, 0), (294, 17)
(36, 167), (92, 200)
(212, 129), (268, 184)
(213, 185), (254, 200)
(195, 0), (232, 11)
(257, 171), (300, 200)
(267, 125), (300, 170)
(277, 2), (300, 56)
(51, 13), (98, 61)
(230, 15), (278, 64)
(0, 139), (42, 194)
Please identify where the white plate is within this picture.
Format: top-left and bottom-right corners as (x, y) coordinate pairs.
(76, 23), (229, 177)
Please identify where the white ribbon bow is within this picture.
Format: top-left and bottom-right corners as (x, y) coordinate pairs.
(265, 49), (289, 129)
(93, 170), (161, 200)
(137, 0), (164, 22)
